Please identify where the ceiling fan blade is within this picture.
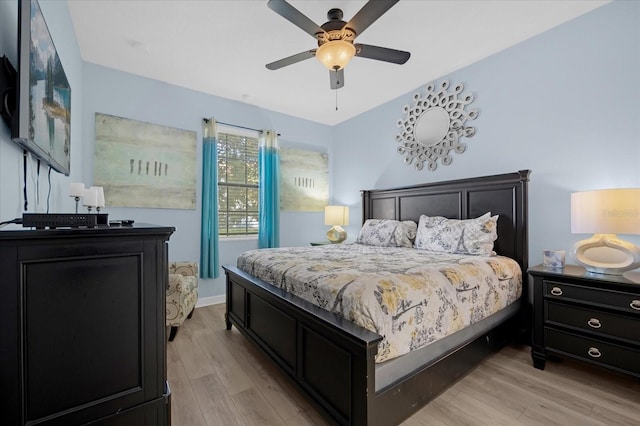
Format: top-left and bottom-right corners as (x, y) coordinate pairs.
(266, 50), (316, 70)
(355, 43), (410, 64)
(330, 69), (345, 90)
(267, 0), (325, 38)
(345, 0), (399, 37)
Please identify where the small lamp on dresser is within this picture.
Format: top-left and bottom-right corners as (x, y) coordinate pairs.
(92, 186), (105, 213)
(571, 188), (640, 275)
(69, 182), (84, 214)
(325, 205), (349, 243)
(82, 187), (98, 213)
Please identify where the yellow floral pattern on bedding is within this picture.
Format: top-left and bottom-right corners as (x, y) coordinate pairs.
(237, 243), (522, 363)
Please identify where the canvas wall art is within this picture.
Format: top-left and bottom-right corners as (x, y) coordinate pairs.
(280, 146), (328, 211)
(94, 113), (197, 209)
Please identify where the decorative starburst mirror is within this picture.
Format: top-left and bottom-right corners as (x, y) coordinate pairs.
(395, 80), (478, 171)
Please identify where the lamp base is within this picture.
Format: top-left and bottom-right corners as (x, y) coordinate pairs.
(326, 225), (347, 244)
(572, 234), (640, 275)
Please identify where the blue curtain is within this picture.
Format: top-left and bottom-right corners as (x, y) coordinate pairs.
(258, 130), (280, 248)
(200, 118), (220, 278)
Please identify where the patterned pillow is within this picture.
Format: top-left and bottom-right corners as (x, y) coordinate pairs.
(414, 212), (498, 256)
(355, 219), (417, 248)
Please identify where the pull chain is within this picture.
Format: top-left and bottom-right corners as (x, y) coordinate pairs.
(335, 89), (338, 111)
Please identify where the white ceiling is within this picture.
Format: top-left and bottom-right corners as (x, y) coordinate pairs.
(67, 0), (608, 126)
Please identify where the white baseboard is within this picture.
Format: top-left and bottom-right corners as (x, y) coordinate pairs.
(196, 295), (225, 307)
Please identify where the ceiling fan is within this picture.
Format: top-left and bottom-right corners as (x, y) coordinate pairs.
(265, 0), (411, 90)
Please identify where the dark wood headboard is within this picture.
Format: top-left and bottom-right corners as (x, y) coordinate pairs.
(361, 170), (531, 271)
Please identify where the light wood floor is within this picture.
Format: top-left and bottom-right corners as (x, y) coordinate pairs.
(167, 304), (640, 426)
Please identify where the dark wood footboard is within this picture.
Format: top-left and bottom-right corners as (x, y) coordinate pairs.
(224, 265), (381, 425)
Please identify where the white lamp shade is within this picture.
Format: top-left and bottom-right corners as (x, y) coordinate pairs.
(82, 187), (98, 207)
(69, 182), (85, 197)
(316, 40), (356, 70)
(91, 186), (105, 208)
(571, 188), (640, 235)
(325, 205), (349, 226)
(571, 188), (640, 275)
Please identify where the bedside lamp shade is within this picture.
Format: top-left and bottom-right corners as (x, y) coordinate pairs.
(571, 188), (640, 275)
(324, 205), (349, 243)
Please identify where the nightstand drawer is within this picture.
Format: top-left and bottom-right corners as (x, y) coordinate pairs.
(544, 280), (640, 314)
(545, 302), (640, 343)
(546, 329), (640, 376)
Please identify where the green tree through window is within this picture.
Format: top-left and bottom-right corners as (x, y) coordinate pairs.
(217, 131), (259, 236)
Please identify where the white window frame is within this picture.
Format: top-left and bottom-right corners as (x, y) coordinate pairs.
(217, 125), (260, 239)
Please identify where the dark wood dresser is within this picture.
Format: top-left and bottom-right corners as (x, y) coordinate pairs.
(529, 264), (640, 378)
(0, 224), (174, 425)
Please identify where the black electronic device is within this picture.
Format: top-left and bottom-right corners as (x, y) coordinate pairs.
(11, 0), (72, 176)
(0, 55), (16, 126)
(109, 219), (134, 227)
(22, 213), (98, 229)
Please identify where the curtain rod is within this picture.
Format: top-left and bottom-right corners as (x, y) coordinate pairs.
(202, 118), (280, 136)
(202, 118), (262, 133)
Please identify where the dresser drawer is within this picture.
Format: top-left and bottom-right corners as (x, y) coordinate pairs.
(545, 302), (640, 343)
(545, 328), (640, 376)
(544, 280), (640, 314)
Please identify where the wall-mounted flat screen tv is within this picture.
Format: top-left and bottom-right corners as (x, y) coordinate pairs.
(12, 0), (71, 176)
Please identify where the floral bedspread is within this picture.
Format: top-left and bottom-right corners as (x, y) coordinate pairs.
(237, 244), (522, 363)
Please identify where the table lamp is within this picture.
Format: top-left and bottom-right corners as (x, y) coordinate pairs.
(571, 188), (640, 275)
(91, 186), (105, 212)
(69, 182), (84, 213)
(325, 205), (349, 243)
(82, 187), (98, 213)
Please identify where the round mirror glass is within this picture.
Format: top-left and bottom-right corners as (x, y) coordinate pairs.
(414, 107), (449, 147)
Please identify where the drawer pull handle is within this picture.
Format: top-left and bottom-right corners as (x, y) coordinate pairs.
(587, 318), (602, 329)
(587, 347), (602, 358)
(550, 287), (563, 296)
(631, 300), (640, 311)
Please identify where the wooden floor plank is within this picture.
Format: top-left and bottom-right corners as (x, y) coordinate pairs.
(231, 387), (288, 426)
(231, 343), (310, 422)
(191, 373), (248, 426)
(166, 349), (208, 426)
(170, 321), (217, 380)
(168, 304), (640, 426)
(484, 348), (640, 418)
(451, 373), (526, 420)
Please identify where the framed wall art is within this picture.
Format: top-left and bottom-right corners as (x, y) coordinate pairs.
(280, 146), (328, 212)
(94, 113), (197, 209)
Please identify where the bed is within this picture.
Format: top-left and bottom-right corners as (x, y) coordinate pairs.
(223, 170), (530, 425)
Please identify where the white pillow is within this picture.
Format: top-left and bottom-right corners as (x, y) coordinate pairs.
(414, 212), (498, 256)
(355, 219), (417, 248)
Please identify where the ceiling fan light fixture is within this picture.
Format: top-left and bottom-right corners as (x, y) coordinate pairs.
(316, 40), (356, 71)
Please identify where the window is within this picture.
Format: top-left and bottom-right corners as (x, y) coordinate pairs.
(217, 129), (259, 236)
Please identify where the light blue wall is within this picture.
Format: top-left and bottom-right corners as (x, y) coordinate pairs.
(82, 63), (332, 299)
(332, 0), (640, 269)
(0, 0), (83, 220)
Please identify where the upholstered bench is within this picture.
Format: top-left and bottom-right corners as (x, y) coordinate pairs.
(166, 261), (198, 341)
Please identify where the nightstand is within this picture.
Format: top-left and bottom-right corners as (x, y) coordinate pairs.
(529, 264), (640, 379)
